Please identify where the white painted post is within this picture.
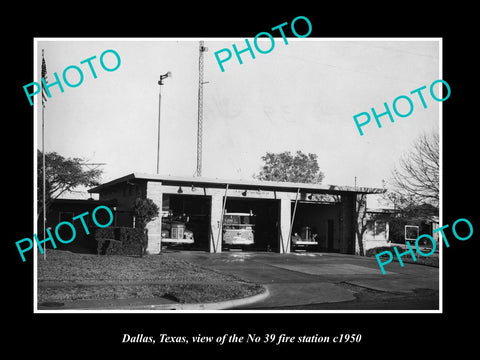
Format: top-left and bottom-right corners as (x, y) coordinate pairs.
(279, 196), (291, 254)
(210, 195), (223, 253)
(145, 181), (163, 254)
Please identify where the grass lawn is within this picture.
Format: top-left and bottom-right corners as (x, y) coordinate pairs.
(37, 250), (263, 304)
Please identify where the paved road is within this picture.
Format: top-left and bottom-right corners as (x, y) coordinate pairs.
(166, 250), (440, 311)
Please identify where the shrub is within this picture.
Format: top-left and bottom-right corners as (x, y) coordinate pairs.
(366, 246), (395, 257)
(132, 198), (159, 229)
(366, 245), (439, 267)
(90, 227), (146, 256)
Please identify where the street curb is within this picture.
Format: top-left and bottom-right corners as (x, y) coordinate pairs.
(127, 286), (270, 311)
(39, 286), (270, 311)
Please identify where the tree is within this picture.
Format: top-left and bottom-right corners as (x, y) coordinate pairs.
(132, 197), (159, 229)
(354, 194), (368, 256)
(378, 133), (440, 245)
(37, 150), (103, 220)
(390, 131), (439, 209)
(255, 150), (325, 184)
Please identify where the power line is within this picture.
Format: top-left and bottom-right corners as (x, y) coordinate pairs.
(79, 162), (107, 171)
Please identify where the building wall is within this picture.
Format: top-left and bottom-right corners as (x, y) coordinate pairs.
(143, 183), (296, 254)
(45, 200), (116, 253)
(98, 181), (147, 227)
(95, 180), (364, 256)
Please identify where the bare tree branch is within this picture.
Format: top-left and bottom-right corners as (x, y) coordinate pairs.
(389, 131), (439, 208)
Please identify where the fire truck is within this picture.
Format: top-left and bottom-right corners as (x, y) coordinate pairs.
(222, 211), (255, 248)
(291, 226), (318, 249)
(161, 210), (194, 246)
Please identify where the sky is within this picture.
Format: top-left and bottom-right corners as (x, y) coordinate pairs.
(35, 38), (441, 205)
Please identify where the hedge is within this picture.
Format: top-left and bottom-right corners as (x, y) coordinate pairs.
(365, 246), (398, 257)
(366, 245), (439, 267)
(97, 238), (123, 255)
(90, 227), (146, 256)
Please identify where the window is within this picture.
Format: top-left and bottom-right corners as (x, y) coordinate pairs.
(366, 220), (375, 233)
(375, 221), (387, 237)
(367, 220), (388, 239)
(405, 225), (419, 241)
(224, 215), (239, 225)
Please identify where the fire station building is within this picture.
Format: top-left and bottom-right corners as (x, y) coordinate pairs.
(88, 173), (385, 255)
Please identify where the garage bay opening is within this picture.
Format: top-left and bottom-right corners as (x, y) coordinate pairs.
(290, 196), (343, 253)
(161, 194), (211, 251)
(223, 198), (280, 252)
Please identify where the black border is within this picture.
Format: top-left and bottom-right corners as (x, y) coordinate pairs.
(6, 5), (477, 355)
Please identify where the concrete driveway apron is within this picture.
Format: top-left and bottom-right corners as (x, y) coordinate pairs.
(166, 251), (439, 309)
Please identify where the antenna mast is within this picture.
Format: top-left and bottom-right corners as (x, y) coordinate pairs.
(196, 41), (208, 177)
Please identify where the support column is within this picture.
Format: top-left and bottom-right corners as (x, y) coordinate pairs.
(279, 196), (291, 254)
(210, 194), (223, 253)
(145, 181), (163, 254)
(340, 194), (354, 254)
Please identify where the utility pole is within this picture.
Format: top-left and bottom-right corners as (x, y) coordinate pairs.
(196, 41), (208, 177)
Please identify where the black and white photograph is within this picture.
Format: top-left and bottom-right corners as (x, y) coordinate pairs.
(6, 7), (477, 355)
(33, 37), (442, 313)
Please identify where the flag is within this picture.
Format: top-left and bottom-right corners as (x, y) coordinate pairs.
(41, 51), (48, 107)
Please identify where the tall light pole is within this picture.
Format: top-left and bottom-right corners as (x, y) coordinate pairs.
(156, 71), (171, 174)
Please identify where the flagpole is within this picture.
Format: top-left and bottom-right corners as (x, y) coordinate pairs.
(42, 49), (46, 261)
